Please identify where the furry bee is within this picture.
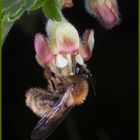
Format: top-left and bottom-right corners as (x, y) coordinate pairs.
(25, 20), (95, 140)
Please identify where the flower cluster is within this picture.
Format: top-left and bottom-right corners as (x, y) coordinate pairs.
(34, 19), (94, 75)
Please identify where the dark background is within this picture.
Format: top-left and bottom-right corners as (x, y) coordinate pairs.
(2, 0), (138, 140)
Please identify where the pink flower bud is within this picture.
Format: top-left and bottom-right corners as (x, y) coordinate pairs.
(85, 0), (120, 28)
(34, 33), (55, 65)
(80, 29), (94, 61)
(62, 0), (73, 8)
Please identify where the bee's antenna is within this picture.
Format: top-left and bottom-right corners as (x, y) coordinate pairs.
(87, 72), (96, 96)
(81, 65), (96, 96)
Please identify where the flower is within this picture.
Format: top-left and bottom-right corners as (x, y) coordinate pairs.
(34, 20), (95, 75)
(85, 0), (120, 28)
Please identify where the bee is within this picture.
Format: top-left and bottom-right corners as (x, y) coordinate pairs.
(26, 63), (95, 140)
(25, 20), (95, 140)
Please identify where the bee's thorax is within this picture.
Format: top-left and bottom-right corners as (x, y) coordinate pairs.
(67, 76), (89, 106)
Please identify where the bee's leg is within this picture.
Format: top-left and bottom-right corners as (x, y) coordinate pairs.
(44, 66), (57, 92)
(43, 66), (61, 92)
(25, 88), (59, 117)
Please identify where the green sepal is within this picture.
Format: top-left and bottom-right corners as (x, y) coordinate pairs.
(42, 0), (62, 21)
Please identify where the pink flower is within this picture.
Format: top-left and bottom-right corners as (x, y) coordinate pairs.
(85, 0), (120, 28)
(34, 20), (95, 70)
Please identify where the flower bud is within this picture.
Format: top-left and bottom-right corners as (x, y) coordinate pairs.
(85, 0), (120, 28)
(62, 0), (73, 8)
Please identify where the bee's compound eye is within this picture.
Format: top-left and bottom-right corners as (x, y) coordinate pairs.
(74, 66), (80, 74)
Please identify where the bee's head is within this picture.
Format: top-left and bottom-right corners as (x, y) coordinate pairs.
(74, 64), (96, 96)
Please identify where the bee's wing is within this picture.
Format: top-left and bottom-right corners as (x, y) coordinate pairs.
(31, 85), (73, 140)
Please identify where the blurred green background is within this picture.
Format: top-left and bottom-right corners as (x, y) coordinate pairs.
(2, 0), (138, 140)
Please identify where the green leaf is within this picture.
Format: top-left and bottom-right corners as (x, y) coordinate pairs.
(2, 0), (14, 10)
(3, 0), (25, 16)
(25, 0), (36, 10)
(1, 19), (14, 44)
(2, 0), (25, 12)
(8, 8), (24, 21)
(1, 0), (25, 43)
(1, 0), (63, 45)
(55, 0), (63, 6)
(30, 0), (46, 11)
(42, 0), (62, 21)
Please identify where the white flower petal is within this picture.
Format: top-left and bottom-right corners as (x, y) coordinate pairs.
(75, 54), (84, 65)
(46, 20), (80, 54)
(55, 22), (80, 53)
(46, 19), (67, 39)
(88, 30), (95, 51)
(56, 55), (68, 68)
(56, 23), (79, 42)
